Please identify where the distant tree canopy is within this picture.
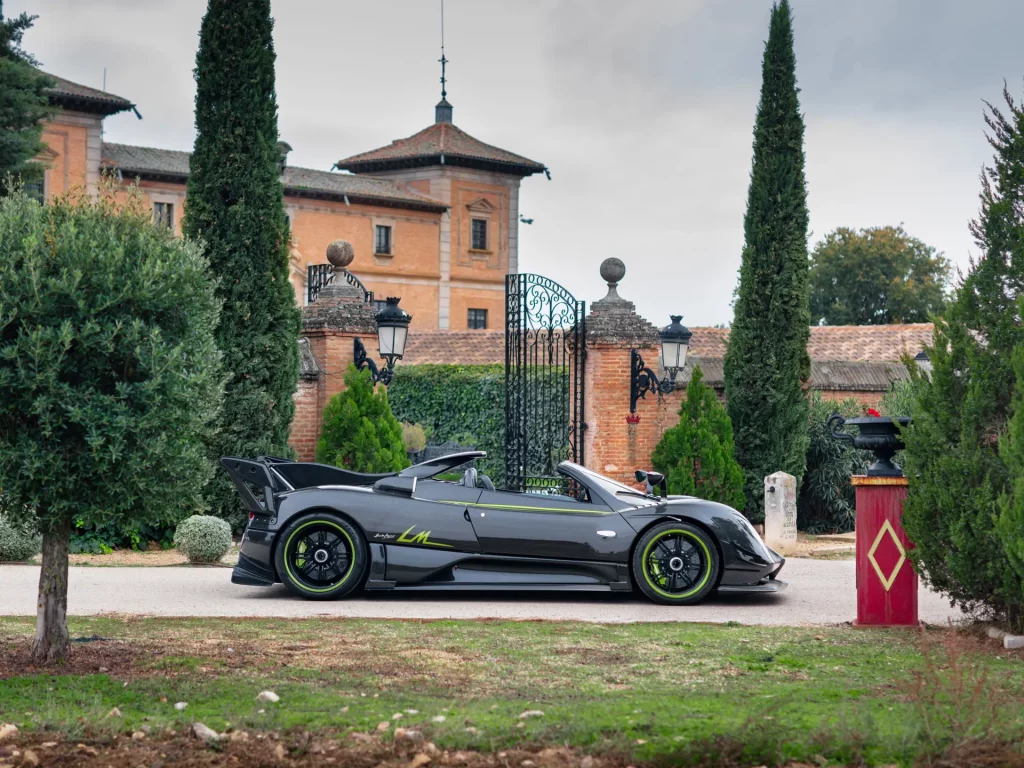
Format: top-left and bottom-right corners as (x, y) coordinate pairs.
(808, 226), (951, 326)
(0, 8), (55, 193)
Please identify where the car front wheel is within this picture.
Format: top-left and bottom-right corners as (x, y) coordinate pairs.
(632, 522), (719, 605)
(274, 513), (366, 600)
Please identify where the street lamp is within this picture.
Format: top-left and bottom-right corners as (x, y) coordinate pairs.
(630, 315), (693, 413)
(354, 297), (412, 386)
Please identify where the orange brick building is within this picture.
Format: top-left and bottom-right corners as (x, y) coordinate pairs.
(38, 74), (546, 331)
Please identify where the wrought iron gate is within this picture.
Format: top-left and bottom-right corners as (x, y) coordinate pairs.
(505, 274), (585, 492)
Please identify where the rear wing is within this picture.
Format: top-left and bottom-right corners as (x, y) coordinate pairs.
(219, 456), (397, 514)
(220, 457), (281, 514)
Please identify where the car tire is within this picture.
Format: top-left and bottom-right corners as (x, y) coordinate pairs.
(632, 521), (719, 605)
(274, 513), (366, 600)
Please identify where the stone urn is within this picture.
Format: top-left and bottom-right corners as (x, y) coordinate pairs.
(828, 413), (912, 477)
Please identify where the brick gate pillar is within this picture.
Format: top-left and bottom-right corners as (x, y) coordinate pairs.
(289, 240), (378, 461)
(583, 259), (680, 485)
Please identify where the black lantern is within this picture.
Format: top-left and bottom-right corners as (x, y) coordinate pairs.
(630, 315), (692, 413)
(354, 297), (412, 386)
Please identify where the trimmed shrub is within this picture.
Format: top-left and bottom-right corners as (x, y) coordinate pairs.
(0, 510), (41, 562)
(798, 394), (870, 533)
(174, 515), (232, 564)
(651, 367), (745, 508)
(401, 423), (427, 455)
(316, 366), (409, 473)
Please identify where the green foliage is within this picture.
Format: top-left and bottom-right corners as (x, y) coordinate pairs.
(70, 518), (174, 554)
(0, 10), (55, 193)
(0, 499), (41, 561)
(173, 514), (233, 564)
(651, 367), (745, 509)
(183, 0), (300, 529)
(902, 86), (1024, 630)
(809, 226), (951, 325)
(0, 185), (222, 539)
(388, 365), (506, 484)
(723, 0), (811, 523)
(316, 366), (409, 473)
(998, 340), (1024, 592)
(798, 394), (870, 533)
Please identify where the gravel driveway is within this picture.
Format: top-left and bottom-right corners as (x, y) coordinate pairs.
(0, 558), (961, 625)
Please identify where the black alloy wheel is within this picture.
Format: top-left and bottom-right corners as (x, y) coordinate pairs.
(274, 513), (366, 600)
(632, 521), (719, 605)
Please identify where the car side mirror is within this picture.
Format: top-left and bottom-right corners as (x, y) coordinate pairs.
(635, 469), (667, 498)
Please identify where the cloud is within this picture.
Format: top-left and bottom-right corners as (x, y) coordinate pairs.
(16, 0), (1020, 324)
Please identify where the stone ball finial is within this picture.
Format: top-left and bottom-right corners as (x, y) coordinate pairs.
(600, 257), (626, 287)
(326, 239), (355, 271)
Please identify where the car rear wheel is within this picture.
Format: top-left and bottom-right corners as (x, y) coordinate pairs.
(632, 522), (719, 605)
(275, 513), (366, 600)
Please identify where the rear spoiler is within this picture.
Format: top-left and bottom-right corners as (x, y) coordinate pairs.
(220, 457), (281, 514)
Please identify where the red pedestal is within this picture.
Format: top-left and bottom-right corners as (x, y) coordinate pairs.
(853, 475), (917, 626)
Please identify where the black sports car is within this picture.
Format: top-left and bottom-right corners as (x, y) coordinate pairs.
(221, 452), (786, 605)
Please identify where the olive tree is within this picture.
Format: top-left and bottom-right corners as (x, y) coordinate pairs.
(0, 185), (222, 662)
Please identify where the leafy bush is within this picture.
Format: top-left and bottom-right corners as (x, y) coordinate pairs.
(798, 393), (870, 533)
(316, 366), (409, 473)
(0, 503), (41, 561)
(173, 515), (233, 564)
(388, 365), (506, 483)
(70, 519), (175, 555)
(0, 183), (222, 662)
(401, 423), (427, 454)
(651, 367), (745, 508)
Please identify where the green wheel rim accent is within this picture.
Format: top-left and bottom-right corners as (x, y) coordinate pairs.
(641, 528), (712, 599)
(282, 520), (356, 594)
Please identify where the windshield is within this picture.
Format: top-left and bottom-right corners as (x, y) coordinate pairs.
(560, 463), (656, 503)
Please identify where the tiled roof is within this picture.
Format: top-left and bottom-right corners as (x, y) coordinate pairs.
(402, 324), (935, 368)
(101, 143), (447, 212)
(402, 330), (505, 366)
(681, 357), (912, 393)
(44, 73), (134, 116)
(690, 324), (934, 363)
(336, 122), (546, 177)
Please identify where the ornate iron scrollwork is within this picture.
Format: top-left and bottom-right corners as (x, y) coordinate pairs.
(629, 349), (676, 413)
(354, 337), (393, 386)
(505, 274), (586, 493)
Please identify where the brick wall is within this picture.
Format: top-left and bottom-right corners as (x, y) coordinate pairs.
(290, 377), (321, 461)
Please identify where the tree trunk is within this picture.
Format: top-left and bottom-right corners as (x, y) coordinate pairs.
(31, 516), (71, 664)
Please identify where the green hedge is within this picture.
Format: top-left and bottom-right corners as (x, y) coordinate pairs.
(388, 365), (506, 484)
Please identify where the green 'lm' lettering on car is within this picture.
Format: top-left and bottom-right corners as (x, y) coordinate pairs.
(396, 525), (453, 548)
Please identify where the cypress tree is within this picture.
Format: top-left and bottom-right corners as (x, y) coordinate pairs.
(0, 5), (56, 193)
(183, 0), (300, 528)
(723, 0), (811, 522)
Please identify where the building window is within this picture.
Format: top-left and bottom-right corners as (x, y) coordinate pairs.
(375, 224), (392, 255)
(471, 218), (488, 250)
(22, 177), (45, 203)
(467, 308), (488, 330)
(153, 202), (174, 230)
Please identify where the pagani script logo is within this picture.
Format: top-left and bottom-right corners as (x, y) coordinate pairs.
(374, 533), (396, 540)
(397, 525), (452, 548)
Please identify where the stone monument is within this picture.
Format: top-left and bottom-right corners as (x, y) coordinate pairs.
(764, 471), (797, 553)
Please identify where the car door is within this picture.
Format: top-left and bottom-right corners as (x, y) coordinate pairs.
(467, 487), (634, 561)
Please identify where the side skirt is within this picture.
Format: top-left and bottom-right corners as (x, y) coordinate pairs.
(364, 543), (632, 592)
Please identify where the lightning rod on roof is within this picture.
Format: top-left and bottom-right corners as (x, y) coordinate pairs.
(439, 0), (447, 101)
(434, 0), (453, 123)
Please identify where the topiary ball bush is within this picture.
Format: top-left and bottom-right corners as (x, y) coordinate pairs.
(0, 513), (42, 562)
(173, 515), (233, 564)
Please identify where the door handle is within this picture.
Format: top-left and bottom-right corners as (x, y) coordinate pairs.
(464, 509), (471, 522)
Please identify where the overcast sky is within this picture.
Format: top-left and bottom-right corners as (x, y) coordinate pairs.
(16, 0), (1024, 325)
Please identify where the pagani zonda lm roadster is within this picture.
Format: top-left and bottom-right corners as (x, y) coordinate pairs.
(221, 452), (786, 605)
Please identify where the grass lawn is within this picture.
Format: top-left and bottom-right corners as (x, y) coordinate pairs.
(0, 616), (1022, 766)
